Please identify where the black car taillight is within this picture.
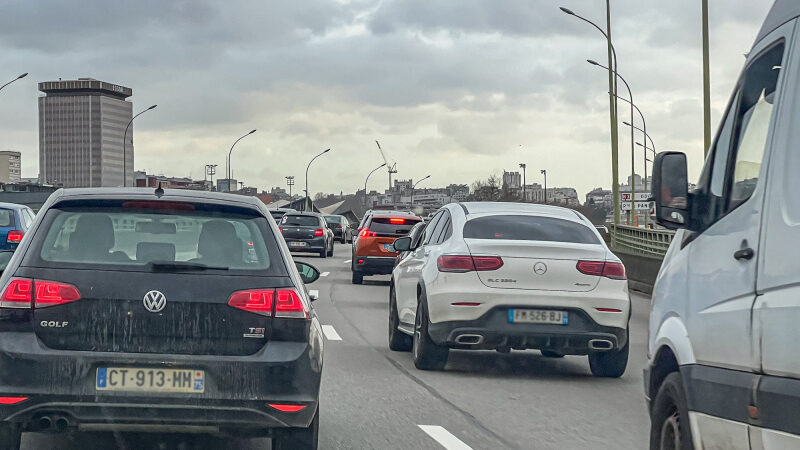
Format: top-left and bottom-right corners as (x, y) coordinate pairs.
(0, 278), (82, 309)
(227, 288), (309, 318)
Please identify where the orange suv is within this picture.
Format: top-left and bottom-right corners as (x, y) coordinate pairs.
(351, 211), (422, 284)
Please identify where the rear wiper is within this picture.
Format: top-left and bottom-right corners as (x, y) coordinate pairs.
(147, 261), (230, 272)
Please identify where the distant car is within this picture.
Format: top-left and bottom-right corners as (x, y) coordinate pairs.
(0, 202), (36, 251)
(351, 211), (422, 284)
(390, 202), (629, 377)
(352, 209), (410, 250)
(324, 215), (352, 244)
(0, 188), (323, 449)
(280, 212), (335, 258)
(269, 208), (296, 222)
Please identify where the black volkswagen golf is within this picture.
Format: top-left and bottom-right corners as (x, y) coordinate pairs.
(0, 188), (323, 449)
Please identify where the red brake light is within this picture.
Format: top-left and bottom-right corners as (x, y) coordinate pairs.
(227, 288), (308, 318)
(0, 397), (28, 405)
(314, 228), (324, 237)
(576, 261), (626, 280)
(279, 226), (283, 234)
(0, 278), (32, 308)
(437, 255), (503, 273)
(34, 281), (81, 308)
(359, 228), (376, 238)
(6, 230), (23, 243)
(227, 290), (273, 316)
(389, 218), (405, 224)
(275, 288), (309, 318)
(268, 403), (307, 412)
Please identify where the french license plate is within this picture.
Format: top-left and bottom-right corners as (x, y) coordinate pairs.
(288, 241), (307, 247)
(508, 309), (568, 325)
(96, 367), (205, 393)
(382, 244), (394, 251)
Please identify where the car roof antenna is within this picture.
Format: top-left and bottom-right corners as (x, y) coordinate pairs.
(155, 182), (164, 198)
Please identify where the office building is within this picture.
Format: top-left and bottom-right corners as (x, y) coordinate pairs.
(0, 151), (21, 184)
(39, 78), (133, 187)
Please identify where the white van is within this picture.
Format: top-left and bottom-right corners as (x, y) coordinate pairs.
(646, 1), (800, 449)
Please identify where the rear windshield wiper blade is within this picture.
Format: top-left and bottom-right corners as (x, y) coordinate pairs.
(147, 261), (230, 272)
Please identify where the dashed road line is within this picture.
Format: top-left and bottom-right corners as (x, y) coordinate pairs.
(321, 325), (342, 341)
(309, 289), (319, 299)
(418, 425), (473, 450)
(321, 272), (330, 277)
(344, 259), (351, 264)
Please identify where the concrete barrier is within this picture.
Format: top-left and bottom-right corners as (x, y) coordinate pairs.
(613, 249), (663, 295)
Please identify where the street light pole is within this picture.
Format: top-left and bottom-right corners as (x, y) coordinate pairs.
(226, 129), (256, 192)
(560, 5), (620, 228)
(589, 60), (636, 225)
(305, 148), (331, 211)
(702, 0), (711, 157)
(540, 169), (547, 204)
(122, 104), (157, 187)
(286, 176), (295, 198)
(364, 163), (386, 209)
(0, 73), (27, 93)
(519, 163), (527, 202)
(205, 164), (217, 191)
(411, 175), (431, 208)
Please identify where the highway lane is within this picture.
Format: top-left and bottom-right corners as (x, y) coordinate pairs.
(23, 242), (651, 449)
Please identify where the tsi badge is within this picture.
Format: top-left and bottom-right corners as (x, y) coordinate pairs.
(244, 327), (265, 338)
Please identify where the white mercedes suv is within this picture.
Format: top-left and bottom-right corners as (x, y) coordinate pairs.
(389, 202), (630, 377)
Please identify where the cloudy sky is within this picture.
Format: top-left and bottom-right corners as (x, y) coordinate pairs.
(0, 0), (775, 198)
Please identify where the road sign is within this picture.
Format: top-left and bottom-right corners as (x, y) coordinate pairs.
(620, 192), (650, 202)
(621, 201), (652, 211)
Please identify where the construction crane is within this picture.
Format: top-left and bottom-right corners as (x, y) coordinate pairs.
(375, 140), (398, 194)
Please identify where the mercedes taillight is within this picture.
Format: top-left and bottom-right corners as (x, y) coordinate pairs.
(437, 255), (504, 273)
(576, 261), (627, 280)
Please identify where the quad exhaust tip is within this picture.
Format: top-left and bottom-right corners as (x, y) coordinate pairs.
(588, 339), (613, 351)
(54, 416), (69, 431)
(38, 416), (52, 430)
(454, 334), (484, 345)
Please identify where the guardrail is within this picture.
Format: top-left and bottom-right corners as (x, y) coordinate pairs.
(609, 224), (675, 258)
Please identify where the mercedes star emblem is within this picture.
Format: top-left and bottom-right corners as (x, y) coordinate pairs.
(143, 290), (167, 313)
(533, 262), (547, 275)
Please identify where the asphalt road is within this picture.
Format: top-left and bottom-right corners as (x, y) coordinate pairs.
(24, 242), (652, 449)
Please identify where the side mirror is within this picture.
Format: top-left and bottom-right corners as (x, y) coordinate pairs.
(652, 151), (691, 230)
(295, 261), (321, 284)
(0, 250), (13, 275)
(393, 236), (412, 252)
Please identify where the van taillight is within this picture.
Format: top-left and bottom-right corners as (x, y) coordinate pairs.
(227, 288), (309, 318)
(6, 230), (23, 243)
(314, 228), (325, 237)
(0, 278), (81, 309)
(576, 261), (627, 280)
(437, 255), (503, 273)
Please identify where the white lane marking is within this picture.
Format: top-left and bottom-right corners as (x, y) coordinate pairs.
(344, 259), (351, 264)
(308, 289), (319, 299)
(321, 325), (342, 341)
(418, 425), (473, 450)
(320, 272), (330, 277)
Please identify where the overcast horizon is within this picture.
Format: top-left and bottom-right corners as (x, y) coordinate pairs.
(0, 0), (774, 198)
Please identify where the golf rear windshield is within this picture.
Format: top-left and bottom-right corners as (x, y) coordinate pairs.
(464, 215), (599, 244)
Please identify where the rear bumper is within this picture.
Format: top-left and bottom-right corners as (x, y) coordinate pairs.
(427, 307), (628, 354)
(0, 327), (323, 430)
(353, 256), (396, 275)
(285, 237), (326, 252)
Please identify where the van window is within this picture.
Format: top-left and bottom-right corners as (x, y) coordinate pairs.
(727, 43), (784, 211)
(710, 94), (738, 197)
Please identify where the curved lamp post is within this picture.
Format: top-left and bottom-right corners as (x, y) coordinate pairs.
(411, 175), (431, 207)
(122, 104), (157, 187)
(226, 129), (256, 191)
(305, 148), (331, 211)
(364, 163), (386, 208)
(0, 73), (27, 93)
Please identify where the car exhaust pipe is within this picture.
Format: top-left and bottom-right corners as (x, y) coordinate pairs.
(37, 416), (53, 431)
(54, 416), (69, 431)
(454, 334), (484, 345)
(588, 339), (613, 351)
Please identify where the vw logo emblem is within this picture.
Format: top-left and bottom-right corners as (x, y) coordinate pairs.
(533, 262), (547, 275)
(143, 290), (167, 313)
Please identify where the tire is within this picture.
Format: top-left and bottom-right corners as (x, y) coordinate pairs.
(340, 235), (347, 244)
(319, 247), (327, 258)
(0, 423), (21, 450)
(412, 298), (449, 370)
(541, 350), (564, 358)
(389, 285), (412, 351)
(327, 241), (334, 257)
(272, 406), (319, 450)
(588, 334), (629, 378)
(649, 373), (694, 450)
(351, 271), (363, 284)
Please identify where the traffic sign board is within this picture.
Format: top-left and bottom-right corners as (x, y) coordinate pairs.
(620, 192), (650, 202)
(621, 201), (652, 211)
